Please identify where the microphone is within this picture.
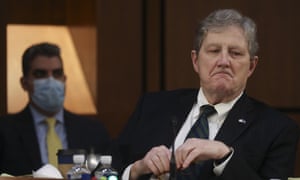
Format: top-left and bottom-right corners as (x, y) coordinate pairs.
(169, 117), (178, 180)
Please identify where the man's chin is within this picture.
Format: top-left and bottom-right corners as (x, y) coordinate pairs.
(209, 84), (232, 95)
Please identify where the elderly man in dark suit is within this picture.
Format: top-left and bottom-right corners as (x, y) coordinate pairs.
(112, 9), (300, 180)
(0, 42), (110, 176)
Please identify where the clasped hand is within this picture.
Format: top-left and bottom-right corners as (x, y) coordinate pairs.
(130, 138), (230, 179)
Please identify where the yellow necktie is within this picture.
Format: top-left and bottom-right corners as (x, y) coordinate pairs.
(46, 117), (62, 167)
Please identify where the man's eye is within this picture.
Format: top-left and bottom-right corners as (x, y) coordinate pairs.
(32, 70), (47, 78)
(53, 69), (64, 78)
(231, 51), (242, 57)
(208, 49), (219, 53)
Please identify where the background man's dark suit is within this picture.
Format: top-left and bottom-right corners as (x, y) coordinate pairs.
(0, 105), (110, 176)
(113, 89), (299, 180)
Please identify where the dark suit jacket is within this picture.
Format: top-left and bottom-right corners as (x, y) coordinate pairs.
(0, 105), (110, 176)
(112, 89), (299, 180)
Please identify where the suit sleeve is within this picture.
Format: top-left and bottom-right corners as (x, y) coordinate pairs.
(111, 95), (146, 174)
(219, 119), (299, 180)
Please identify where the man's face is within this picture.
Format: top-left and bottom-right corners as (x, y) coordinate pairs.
(192, 25), (258, 103)
(21, 55), (66, 95)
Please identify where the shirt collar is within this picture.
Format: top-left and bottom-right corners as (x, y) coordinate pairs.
(29, 105), (64, 125)
(196, 88), (243, 117)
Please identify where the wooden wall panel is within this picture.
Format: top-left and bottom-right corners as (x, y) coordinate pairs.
(66, 0), (98, 104)
(5, 0), (66, 24)
(96, 0), (143, 137)
(164, 0), (199, 90)
(0, 1), (8, 115)
(246, 1), (300, 108)
(145, 0), (163, 92)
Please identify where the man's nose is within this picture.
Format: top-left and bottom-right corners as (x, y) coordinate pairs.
(217, 51), (230, 65)
(47, 71), (54, 77)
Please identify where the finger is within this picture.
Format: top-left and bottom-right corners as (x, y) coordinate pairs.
(156, 150), (173, 173)
(182, 147), (200, 169)
(142, 148), (162, 174)
(158, 151), (171, 172)
(149, 147), (171, 174)
(175, 147), (183, 168)
(145, 157), (160, 175)
(175, 144), (192, 168)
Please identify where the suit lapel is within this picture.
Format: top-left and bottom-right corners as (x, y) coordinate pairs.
(16, 106), (43, 167)
(173, 90), (198, 135)
(159, 90), (197, 150)
(214, 94), (256, 145)
(64, 110), (81, 148)
(64, 111), (74, 148)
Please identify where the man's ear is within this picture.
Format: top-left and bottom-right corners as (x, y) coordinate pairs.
(20, 77), (29, 91)
(63, 74), (67, 82)
(191, 50), (200, 73)
(248, 56), (259, 77)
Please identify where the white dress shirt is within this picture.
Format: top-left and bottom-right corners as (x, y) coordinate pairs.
(122, 88), (242, 180)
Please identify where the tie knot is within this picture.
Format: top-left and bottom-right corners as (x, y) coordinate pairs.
(46, 117), (56, 127)
(200, 105), (216, 117)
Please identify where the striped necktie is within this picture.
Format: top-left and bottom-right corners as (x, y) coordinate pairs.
(186, 105), (216, 139)
(46, 117), (62, 167)
(177, 105), (216, 179)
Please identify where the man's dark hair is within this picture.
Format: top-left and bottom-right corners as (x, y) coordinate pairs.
(22, 42), (63, 77)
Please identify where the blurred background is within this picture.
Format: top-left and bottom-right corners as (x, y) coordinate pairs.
(0, 0), (299, 175)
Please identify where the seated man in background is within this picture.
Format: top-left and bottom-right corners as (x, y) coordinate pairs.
(112, 9), (300, 180)
(0, 42), (110, 176)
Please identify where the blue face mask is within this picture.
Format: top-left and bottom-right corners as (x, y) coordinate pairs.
(32, 77), (65, 113)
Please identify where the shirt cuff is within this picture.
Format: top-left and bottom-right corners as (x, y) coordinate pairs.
(213, 147), (234, 176)
(122, 164), (133, 180)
